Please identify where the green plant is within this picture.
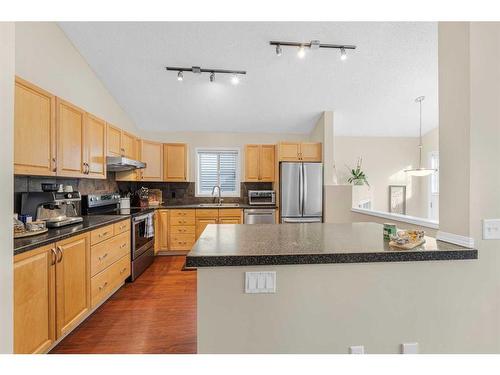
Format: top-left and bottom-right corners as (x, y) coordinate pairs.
(347, 157), (370, 187)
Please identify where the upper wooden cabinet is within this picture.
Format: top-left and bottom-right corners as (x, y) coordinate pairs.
(141, 140), (163, 181)
(121, 131), (137, 160)
(278, 142), (322, 162)
(164, 143), (188, 182)
(14, 77), (56, 176)
(14, 244), (56, 354)
(106, 124), (122, 157)
(245, 144), (275, 182)
(56, 98), (86, 178)
(85, 113), (107, 179)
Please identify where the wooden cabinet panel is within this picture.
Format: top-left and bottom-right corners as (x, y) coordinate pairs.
(170, 209), (195, 219)
(141, 140), (163, 181)
(106, 124), (122, 157)
(196, 217), (218, 239)
(113, 220), (130, 236)
(55, 233), (90, 338)
(218, 208), (242, 217)
(56, 98), (86, 177)
(170, 226), (195, 235)
(90, 232), (130, 277)
(121, 131), (136, 159)
(169, 234), (196, 250)
(156, 210), (169, 252)
(85, 113), (106, 179)
(164, 143), (188, 181)
(279, 142), (301, 161)
(90, 224), (115, 245)
(14, 77), (56, 176)
(245, 145), (260, 181)
(91, 254), (130, 308)
(219, 218), (241, 224)
(14, 244), (56, 354)
(300, 142), (322, 162)
(260, 145), (275, 181)
(170, 216), (195, 226)
(195, 208), (219, 218)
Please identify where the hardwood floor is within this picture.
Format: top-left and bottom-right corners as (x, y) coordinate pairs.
(50, 256), (197, 354)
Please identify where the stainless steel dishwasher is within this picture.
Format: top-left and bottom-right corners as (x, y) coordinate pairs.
(243, 208), (276, 224)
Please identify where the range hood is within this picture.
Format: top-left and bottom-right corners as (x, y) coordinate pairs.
(106, 156), (146, 172)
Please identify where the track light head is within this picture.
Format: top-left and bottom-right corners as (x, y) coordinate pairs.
(231, 74), (240, 85)
(297, 45), (306, 59)
(276, 44), (282, 56)
(340, 47), (347, 61)
(210, 72), (215, 82)
(177, 71), (183, 81)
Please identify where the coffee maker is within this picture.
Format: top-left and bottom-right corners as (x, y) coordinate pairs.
(21, 191), (84, 228)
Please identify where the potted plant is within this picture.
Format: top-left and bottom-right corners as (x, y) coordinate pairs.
(347, 157), (370, 187)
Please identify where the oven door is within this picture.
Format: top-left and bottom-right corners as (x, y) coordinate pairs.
(132, 213), (155, 260)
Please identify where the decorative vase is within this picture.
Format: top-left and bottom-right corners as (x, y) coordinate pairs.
(353, 179), (365, 186)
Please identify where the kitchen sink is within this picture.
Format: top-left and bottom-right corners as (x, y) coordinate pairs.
(198, 203), (240, 207)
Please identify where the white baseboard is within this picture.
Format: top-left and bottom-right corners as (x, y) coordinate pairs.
(436, 231), (475, 248)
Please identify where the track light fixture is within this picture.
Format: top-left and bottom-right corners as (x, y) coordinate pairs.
(166, 66), (246, 84)
(269, 40), (356, 60)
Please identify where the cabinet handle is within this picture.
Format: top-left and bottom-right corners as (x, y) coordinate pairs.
(120, 267), (127, 274)
(98, 253), (108, 261)
(52, 158), (57, 172)
(98, 281), (108, 291)
(99, 231), (110, 238)
(120, 224), (126, 230)
(120, 243), (127, 249)
(50, 248), (57, 265)
(56, 246), (63, 263)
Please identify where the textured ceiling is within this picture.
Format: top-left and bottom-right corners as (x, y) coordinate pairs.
(59, 22), (438, 136)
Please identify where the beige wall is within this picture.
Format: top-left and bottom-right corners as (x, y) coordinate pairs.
(334, 135), (437, 218)
(15, 22), (139, 133)
(141, 130), (309, 182)
(310, 111), (334, 185)
(0, 22), (14, 354)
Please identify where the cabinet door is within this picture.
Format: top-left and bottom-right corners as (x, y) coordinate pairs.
(157, 210), (169, 251)
(195, 218), (218, 239)
(14, 244), (56, 354)
(141, 140), (163, 181)
(56, 98), (86, 177)
(260, 145), (275, 181)
(164, 143), (187, 181)
(245, 145), (260, 181)
(107, 124), (122, 156)
(55, 233), (90, 338)
(300, 142), (322, 162)
(219, 217), (241, 224)
(121, 131), (136, 159)
(14, 77), (56, 176)
(279, 142), (300, 161)
(85, 113), (106, 179)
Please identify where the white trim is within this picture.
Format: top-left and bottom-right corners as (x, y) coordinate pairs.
(195, 147), (241, 198)
(436, 231), (475, 248)
(351, 207), (439, 229)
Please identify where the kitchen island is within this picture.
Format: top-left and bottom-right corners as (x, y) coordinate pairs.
(187, 222), (478, 354)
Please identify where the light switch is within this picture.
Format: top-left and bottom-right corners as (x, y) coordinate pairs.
(401, 342), (419, 354)
(483, 219), (500, 239)
(349, 345), (365, 354)
(245, 272), (276, 293)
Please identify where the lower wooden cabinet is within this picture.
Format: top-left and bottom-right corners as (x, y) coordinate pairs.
(13, 220), (131, 353)
(155, 209), (170, 252)
(195, 209), (242, 240)
(170, 210), (196, 250)
(14, 244), (56, 354)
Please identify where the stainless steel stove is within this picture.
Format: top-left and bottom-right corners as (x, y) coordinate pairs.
(82, 193), (155, 281)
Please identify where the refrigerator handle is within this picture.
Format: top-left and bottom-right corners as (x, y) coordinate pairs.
(300, 164), (304, 216)
(303, 164), (308, 215)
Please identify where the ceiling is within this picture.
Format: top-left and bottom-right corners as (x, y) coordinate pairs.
(59, 22), (438, 137)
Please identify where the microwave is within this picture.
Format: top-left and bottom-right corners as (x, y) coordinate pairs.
(248, 190), (276, 205)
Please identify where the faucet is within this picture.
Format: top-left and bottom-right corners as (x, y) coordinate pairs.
(211, 185), (223, 205)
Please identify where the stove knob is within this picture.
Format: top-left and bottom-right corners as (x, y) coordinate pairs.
(67, 193), (72, 199)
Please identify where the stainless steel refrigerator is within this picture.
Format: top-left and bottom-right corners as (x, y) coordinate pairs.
(280, 162), (323, 223)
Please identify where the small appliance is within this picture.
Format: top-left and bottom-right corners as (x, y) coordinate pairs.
(21, 191), (83, 228)
(248, 190), (276, 205)
(243, 208), (276, 224)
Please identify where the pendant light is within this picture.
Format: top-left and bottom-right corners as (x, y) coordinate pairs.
(404, 96), (437, 176)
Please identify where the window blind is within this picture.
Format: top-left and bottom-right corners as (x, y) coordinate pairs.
(197, 150), (239, 196)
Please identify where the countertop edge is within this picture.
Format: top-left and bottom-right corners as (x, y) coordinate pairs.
(185, 249), (478, 268)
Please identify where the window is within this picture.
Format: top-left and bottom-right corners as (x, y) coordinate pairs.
(196, 148), (240, 197)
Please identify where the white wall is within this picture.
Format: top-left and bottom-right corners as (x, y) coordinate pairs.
(15, 22), (139, 133)
(0, 22), (14, 354)
(141, 130), (309, 182)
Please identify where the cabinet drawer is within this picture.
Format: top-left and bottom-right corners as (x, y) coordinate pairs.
(91, 224), (114, 245)
(170, 226), (196, 235)
(169, 234), (196, 250)
(91, 232), (130, 277)
(170, 216), (195, 226)
(195, 209), (219, 218)
(113, 220), (130, 235)
(219, 208), (242, 217)
(91, 254), (130, 308)
(170, 209), (195, 219)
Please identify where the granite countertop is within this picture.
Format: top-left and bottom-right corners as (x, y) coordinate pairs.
(186, 222), (478, 267)
(14, 215), (130, 256)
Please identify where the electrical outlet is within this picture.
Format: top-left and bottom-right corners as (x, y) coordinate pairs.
(245, 272), (276, 293)
(401, 342), (419, 354)
(349, 345), (365, 354)
(483, 219), (500, 240)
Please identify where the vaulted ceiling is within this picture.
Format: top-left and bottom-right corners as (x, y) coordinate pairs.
(59, 22), (438, 136)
